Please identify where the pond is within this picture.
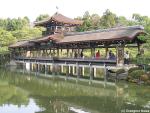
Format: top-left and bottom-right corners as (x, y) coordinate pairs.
(0, 68), (150, 113)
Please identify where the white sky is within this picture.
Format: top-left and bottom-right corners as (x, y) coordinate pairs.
(0, 0), (150, 22)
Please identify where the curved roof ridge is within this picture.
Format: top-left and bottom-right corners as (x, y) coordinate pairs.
(65, 25), (144, 36)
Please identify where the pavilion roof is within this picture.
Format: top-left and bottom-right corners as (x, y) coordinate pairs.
(9, 34), (62, 48)
(58, 26), (145, 44)
(34, 13), (83, 26)
(9, 26), (145, 49)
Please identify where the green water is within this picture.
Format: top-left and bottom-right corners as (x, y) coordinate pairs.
(0, 69), (150, 113)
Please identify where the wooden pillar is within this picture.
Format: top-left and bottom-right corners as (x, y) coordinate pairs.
(38, 63), (41, 74)
(47, 65), (50, 74)
(77, 48), (80, 57)
(55, 64), (59, 75)
(57, 49), (59, 57)
(105, 47), (108, 58)
(61, 65), (64, 73)
(58, 65), (61, 75)
(31, 63), (34, 71)
(89, 64), (94, 81)
(50, 65), (53, 74)
(46, 49), (48, 57)
(35, 62), (39, 76)
(35, 50), (37, 57)
(82, 67), (85, 76)
(116, 45), (124, 66)
(76, 63), (79, 79)
(94, 68), (96, 77)
(137, 43), (141, 54)
(70, 66), (73, 76)
(52, 62), (55, 75)
(22, 62), (25, 74)
(72, 49), (74, 58)
(73, 66), (75, 75)
(104, 63), (107, 87)
(53, 49), (56, 57)
(49, 49), (51, 57)
(42, 50), (45, 57)
(29, 63), (32, 73)
(67, 49), (69, 57)
(61, 49), (63, 57)
(79, 67), (82, 77)
(91, 48), (95, 58)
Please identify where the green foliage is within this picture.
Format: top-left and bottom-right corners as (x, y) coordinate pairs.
(0, 29), (16, 46)
(36, 14), (49, 22)
(137, 34), (147, 43)
(109, 68), (125, 74)
(100, 9), (117, 28)
(11, 27), (42, 40)
(0, 17), (29, 31)
(128, 67), (142, 74)
(129, 70), (145, 79)
(0, 16), (43, 53)
(116, 16), (129, 26)
(136, 56), (150, 65)
(116, 69), (125, 74)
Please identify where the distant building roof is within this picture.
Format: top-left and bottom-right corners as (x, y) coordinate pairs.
(34, 13), (83, 26)
(58, 26), (145, 43)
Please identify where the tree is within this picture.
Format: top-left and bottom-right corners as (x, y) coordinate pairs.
(90, 14), (100, 29)
(116, 16), (128, 26)
(35, 14), (49, 22)
(0, 29), (16, 46)
(100, 9), (117, 28)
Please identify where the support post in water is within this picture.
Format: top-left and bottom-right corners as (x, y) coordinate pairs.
(23, 61), (25, 74)
(57, 65), (61, 75)
(76, 62), (79, 80)
(38, 62), (40, 75)
(89, 63), (93, 84)
(29, 63), (32, 74)
(70, 66), (73, 76)
(35, 61), (38, 76)
(52, 61), (55, 75)
(66, 63), (69, 80)
(45, 63), (47, 76)
(104, 63), (107, 87)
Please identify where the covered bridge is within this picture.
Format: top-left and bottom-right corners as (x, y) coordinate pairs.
(9, 13), (146, 66)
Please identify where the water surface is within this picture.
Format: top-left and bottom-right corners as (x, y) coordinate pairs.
(0, 69), (150, 113)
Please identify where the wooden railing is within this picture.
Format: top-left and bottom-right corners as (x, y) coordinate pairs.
(14, 56), (117, 66)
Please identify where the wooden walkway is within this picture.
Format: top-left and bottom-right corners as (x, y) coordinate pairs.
(14, 57), (117, 66)
(13, 56), (131, 83)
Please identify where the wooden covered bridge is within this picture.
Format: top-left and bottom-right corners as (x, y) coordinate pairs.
(9, 12), (146, 82)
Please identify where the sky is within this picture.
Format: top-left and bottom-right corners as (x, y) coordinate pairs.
(0, 0), (150, 22)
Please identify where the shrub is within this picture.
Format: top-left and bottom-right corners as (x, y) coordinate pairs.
(129, 70), (145, 79)
(116, 69), (125, 74)
(128, 67), (142, 74)
(146, 80), (150, 85)
(140, 74), (149, 81)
